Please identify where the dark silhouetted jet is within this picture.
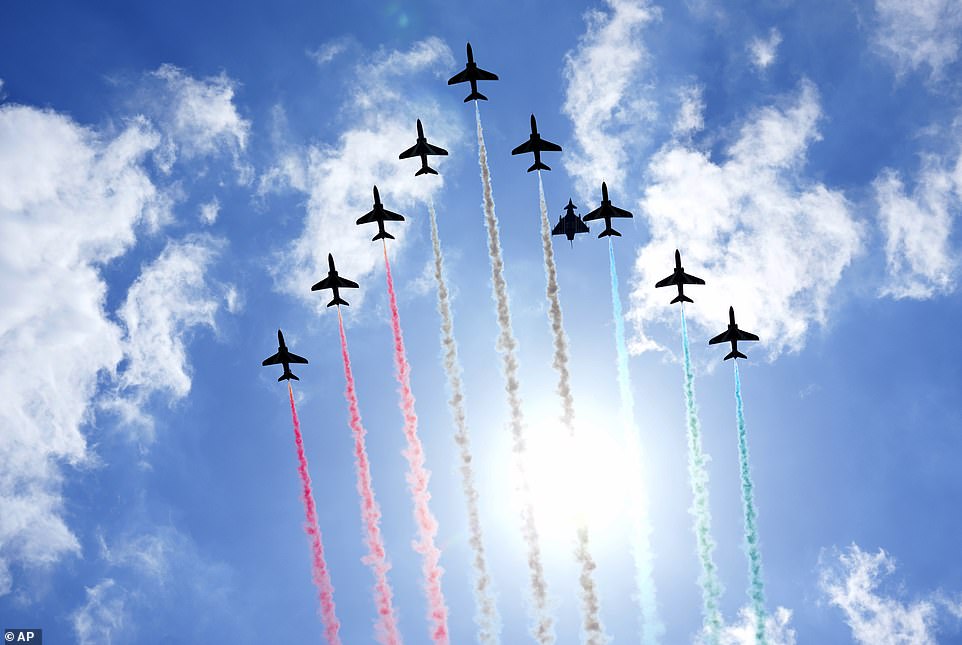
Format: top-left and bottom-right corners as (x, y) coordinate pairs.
(512, 114), (562, 172)
(262, 329), (308, 381)
(356, 185), (405, 241)
(655, 250), (706, 304)
(552, 199), (590, 244)
(448, 42), (499, 102)
(582, 182), (633, 238)
(709, 307), (760, 360)
(311, 254), (359, 307)
(399, 119), (448, 176)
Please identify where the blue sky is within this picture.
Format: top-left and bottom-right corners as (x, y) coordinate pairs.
(2, 0), (962, 643)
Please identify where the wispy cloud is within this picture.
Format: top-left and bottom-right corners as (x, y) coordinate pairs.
(820, 544), (949, 644)
(308, 37), (353, 66)
(260, 38), (461, 311)
(716, 605), (796, 645)
(872, 0), (962, 78)
(628, 81), (863, 358)
(562, 0), (660, 201)
(199, 198), (220, 225)
(72, 579), (128, 645)
(749, 28), (782, 71)
(673, 85), (705, 138)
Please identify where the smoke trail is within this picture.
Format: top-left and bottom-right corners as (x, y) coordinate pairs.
(680, 305), (724, 644)
(428, 200), (502, 644)
(336, 308), (403, 645)
(734, 361), (768, 645)
(287, 384), (343, 645)
(536, 173), (606, 645)
(608, 240), (663, 644)
(381, 242), (450, 645)
(476, 102), (554, 645)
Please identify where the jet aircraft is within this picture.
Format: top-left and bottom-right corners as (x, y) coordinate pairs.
(356, 185), (405, 241)
(552, 199), (590, 243)
(709, 307), (760, 361)
(511, 114), (562, 172)
(582, 182), (633, 237)
(311, 254), (359, 307)
(399, 119), (448, 176)
(262, 329), (308, 381)
(655, 249), (705, 304)
(447, 42), (499, 102)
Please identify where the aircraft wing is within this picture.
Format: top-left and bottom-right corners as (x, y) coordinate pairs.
(336, 275), (359, 289)
(575, 217), (590, 233)
(680, 272), (705, 285)
(287, 352), (309, 364)
(511, 139), (534, 155)
(735, 329), (759, 342)
(447, 69), (471, 85)
(425, 143), (448, 156)
(537, 138), (563, 152)
(610, 205), (633, 218)
(381, 208), (405, 222)
(655, 274), (679, 288)
(356, 210), (378, 225)
(708, 329), (732, 345)
(475, 68), (498, 81)
(582, 206), (603, 222)
(398, 143), (420, 159)
(262, 352), (283, 366)
(551, 219), (564, 236)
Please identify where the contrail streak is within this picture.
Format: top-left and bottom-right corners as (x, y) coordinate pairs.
(680, 305), (724, 644)
(608, 240), (663, 644)
(734, 361), (768, 645)
(382, 242), (450, 645)
(428, 200), (501, 644)
(287, 383), (342, 645)
(536, 172), (606, 645)
(476, 102), (554, 645)
(336, 308), (403, 645)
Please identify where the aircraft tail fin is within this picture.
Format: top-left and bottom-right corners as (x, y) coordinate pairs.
(278, 371), (299, 382)
(671, 294), (694, 304)
(527, 161), (551, 173)
(464, 91), (488, 102)
(598, 227), (621, 238)
(372, 231), (395, 241)
(327, 297), (350, 307)
(416, 166), (439, 176)
(724, 350), (748, 361)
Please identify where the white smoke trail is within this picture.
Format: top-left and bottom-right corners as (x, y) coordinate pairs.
(476, 102), (555, 645)
(428, 200), (501, 644)
(536, 173), (607, 645)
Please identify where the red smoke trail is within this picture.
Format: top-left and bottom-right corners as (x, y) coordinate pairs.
(336, 308), (403, 645)
(382, 241), (450, 645)
(287, 383), (342, 645)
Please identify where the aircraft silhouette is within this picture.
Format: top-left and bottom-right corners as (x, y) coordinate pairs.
(311, 254), (359, 307)
(655, 249), (705, 304)
(356, 185), (405, 241)
(448, 42), (499, 102)
(552, 199), (590, 243)
(262, 329), (308, 381)
(583, 182), (633, 238)
(709, 307), (760, 360)
(399, 119), (448, 176)
(512, 114), (562, 172)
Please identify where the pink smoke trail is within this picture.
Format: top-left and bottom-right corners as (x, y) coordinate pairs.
(287, 382), (342, 645)
(336, 308), (403, 645)
(381, 241), (450, 645)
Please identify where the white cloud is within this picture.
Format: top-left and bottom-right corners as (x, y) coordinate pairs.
(716, 605), (796, 645)
(260, 38), (461, 310)
(674, 85), (705, 137)
(872, 0), (962, 78)
(72, 579), (128, 645)
(108, 235), (229, 429)
(749, 28), (782, 71)
(629, 81), (863, 358)
(308, 38), (351, 66)
(875, 155), (959, 299)
(563, 0), (660, 201)
(821, 544), (942, 644)
(199, 197), (220, 224)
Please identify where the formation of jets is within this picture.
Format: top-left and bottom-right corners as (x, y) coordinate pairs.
(263, 42), (764, 380)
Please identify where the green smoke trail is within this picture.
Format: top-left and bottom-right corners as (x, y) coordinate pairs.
(608, 240), (663, 644)
(734, 361), (768, 644)
(680, 305), (724, 643)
